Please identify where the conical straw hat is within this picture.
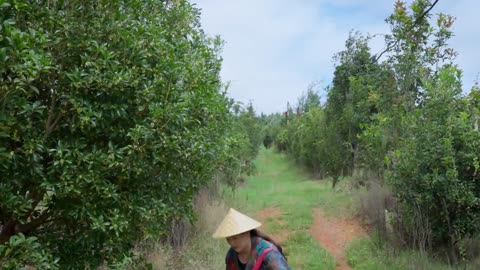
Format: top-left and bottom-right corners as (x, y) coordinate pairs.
(212, 208), (262, 238)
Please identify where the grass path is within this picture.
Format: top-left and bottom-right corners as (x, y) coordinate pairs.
(171, 148), (472, 269)
(229, 148), (364, 269)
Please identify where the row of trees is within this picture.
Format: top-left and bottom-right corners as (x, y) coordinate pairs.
(0, 0), (261, 268)
(265, 0), (480, 263)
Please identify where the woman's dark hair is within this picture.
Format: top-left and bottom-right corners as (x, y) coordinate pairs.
(250, 229), (285, 257)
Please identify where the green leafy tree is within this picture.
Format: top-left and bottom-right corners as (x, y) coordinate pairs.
(0, 0), (243, 268)
(0, 233), (58, 269)
(235, 102), (262, 173)
(260, 113), (283, 149)
(297, 83), (321, 114)
(216, 101), (263, 188)
(355, 0), (457, 179)
(323, 33), (377, 185)
(387, 66), (480, 260)
(381, 0), (456, 114)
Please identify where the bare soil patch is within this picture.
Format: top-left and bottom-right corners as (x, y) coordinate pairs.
(311, 208), (366, 270)
(256, 207), (289, 244)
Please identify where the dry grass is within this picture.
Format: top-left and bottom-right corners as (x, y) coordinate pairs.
(145, 185), (230, 270)
(194, 188), (229, 233)
(145, 245), (170, 270)
(357, 183), (391, 235)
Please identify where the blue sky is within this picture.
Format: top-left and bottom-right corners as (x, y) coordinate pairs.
(192, 0), (480, 114)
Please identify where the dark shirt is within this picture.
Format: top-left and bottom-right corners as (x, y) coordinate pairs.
(237, 258), (246, 270)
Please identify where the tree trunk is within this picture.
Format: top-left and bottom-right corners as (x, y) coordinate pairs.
(332, 176), (339, 188)
(0, 220), (16, 244)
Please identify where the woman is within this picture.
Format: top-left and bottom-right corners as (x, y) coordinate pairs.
(213, 208), (292, 270)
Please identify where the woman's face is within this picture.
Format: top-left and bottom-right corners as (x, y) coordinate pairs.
(226, 231), (251, 253)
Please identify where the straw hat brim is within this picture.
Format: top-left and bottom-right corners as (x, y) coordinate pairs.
(212, 208), (262, 238)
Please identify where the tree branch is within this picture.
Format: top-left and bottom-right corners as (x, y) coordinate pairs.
(45, 94), (61, 138)
(373, 0), (440, 62)
(14, 211), (52, 235)
(0, 220), (16, 244)
(22, 191), (44, 222)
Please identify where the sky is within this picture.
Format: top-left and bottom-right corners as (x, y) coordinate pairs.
(192, 0), (480, 114)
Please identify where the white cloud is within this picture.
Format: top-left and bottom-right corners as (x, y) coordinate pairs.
(193, 0), (479, 113)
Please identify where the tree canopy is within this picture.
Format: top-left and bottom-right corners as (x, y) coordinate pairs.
(0, 0), (260, 268)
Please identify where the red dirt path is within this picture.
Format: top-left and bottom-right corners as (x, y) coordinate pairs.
(256, 207), (289, 244)
(310, 208), (366, 270)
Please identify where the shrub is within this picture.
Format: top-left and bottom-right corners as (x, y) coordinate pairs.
(0, 0), (248, 267)
(386, 66), (480, 260)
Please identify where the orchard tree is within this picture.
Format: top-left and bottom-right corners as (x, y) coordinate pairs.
(0, 0), (242, 268)
(358, 0), (458, 178)
(235, 103), (261, 157)
(323, 33), (376, 184)
(387, 66), (480, 260)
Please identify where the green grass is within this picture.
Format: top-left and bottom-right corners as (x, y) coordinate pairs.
(228, 148), (355, 217)
(224, 148), (357, 269)
(285, 231), (336, 270)
(229, 148), (479, 270)
(161, 147), (479, 269)
(346, 236), (479, 270)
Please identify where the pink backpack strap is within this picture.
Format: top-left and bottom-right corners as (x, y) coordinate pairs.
(252, 247), (273, 270)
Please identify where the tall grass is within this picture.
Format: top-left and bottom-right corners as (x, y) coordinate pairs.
(145, 187), (229, 269)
